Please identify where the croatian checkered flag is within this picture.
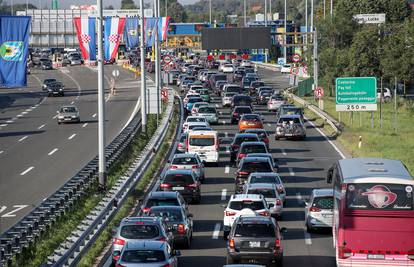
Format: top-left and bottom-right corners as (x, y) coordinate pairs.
(104, 17), (126, 61)
(73, 17), (96, 61)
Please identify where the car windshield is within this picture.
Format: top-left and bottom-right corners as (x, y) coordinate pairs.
(120, 224), (160, 239)
(248, 188), (276, 198)
(149, 209), (184, 222)
(234, 223), (275, 237)
(229, 200), (265, 210)
(61, 107), (76, 113)
(240, 161), (272, 172)
(312, 197), (334, 209)
(121, 249), (165, 263)
(198, 107), (216, 114)
(147, 198), (179, 207)
(234, 136), (258, 145)
(189, 137), (215, 146)
(172, 157), (198, 165)
(250, 175), (280, 184)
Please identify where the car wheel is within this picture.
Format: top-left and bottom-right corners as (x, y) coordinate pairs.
(275, 136), (279, 140)
(223, 231), (229, 240)
(226, 256), (238, 264)
(183, 237), (191, 249)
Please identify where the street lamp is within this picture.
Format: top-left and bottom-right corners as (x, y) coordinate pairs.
(283, 0), (287, 64)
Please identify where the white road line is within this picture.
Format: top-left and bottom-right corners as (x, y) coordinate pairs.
(0, 151), (4, 154)
(224, 132), (228, 138)
(20, 166), (34, 176)
(281, 148), (287, 156)
(70, 101), (74, 105)
(296, 193), (302, 204)
(221, 120), (226, 125)
(52, 115), (58, 119)
(22, 111), (28, 114)
(82, 123), (88, 128)
(221, 189), (227, 201)
(38, 124), (45, 129)
(59, 68), (82, 97)
(0, 124), (7, 127)
(267, 123), (272, 127)
(304, 230), (312, 245)
(48, 148), (58, 156)
(31, 106), (36, 109)
(215, 104), (219, 108)
(68, 133), (77, 140)
(212, 223), (221, 239)
(225, 165), (230, 174)
(25, 108), (32, 112)
(18, 136), (28, 142)
(6, 120), (13, 123)
(225, 146), (230, 154)
(92, 113), (97, 118)
(288, 167), (295, 176)
(17, 114), (23, 117)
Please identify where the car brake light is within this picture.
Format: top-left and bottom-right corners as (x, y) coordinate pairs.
(225, 211), (236, 216)
(178, 224), (186, 234)
(157, 236), (166, 241)
(233, 112), (238, 116)
(141, 207), (150, 213)
(276, 199), (282, 205)
(275, 239), (281, 249)
(186, 183), (198, 189)
(170, 165), (178, 169)
(229, 239), (235, 249)
(338, 246), (352, 259)
(238, 153), (246, 159)
(178, 143), (183, 148)
(309, 207), (321, 212)
(259, 211), (269, 216)
(192, 165), (199, 169)
(264, 137), (269, 143)
(113, 254), (120, 261)
(160, 183), (172, 189)
(113, 238), (125, 246)
(161, 264), (172, 267)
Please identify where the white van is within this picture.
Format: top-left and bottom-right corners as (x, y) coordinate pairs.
(187, 130), (219, 165)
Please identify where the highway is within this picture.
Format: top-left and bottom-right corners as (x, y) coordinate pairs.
(0, 65), (141, 233)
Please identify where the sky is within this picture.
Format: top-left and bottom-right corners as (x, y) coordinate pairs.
(10, 0), (197, 9)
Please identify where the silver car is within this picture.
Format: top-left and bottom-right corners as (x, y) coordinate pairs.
(177, 133), (188, 153)
(196, 106), (219, 124)
(57, 105), (80, 124)
(243, 183), (283, 218)
(304, 188), (334, 232)
(222, 92), (237, 107)
(275, 114), (306, 140)
(169, 153), (205, 182)
(116, 240), (179, 267)
(245, 172), (286, 204)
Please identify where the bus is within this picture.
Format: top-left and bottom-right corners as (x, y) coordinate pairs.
(327, 158), (414, 267)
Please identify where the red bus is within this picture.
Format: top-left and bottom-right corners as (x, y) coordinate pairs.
(327, 158), (414, 267)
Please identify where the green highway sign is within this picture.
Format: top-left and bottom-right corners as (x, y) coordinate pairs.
(335, 77), (377, 111)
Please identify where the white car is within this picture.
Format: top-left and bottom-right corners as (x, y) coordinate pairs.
(169, 153), (205, 182)
(377, 88), (392, 102)
(244, 172), (286, 204)
(183, 116), (209, 132)
(222, 92), (236, 107)
(222, 64), (235, 73)
(183, 93), (200, 105)
(185, 121), (210, 133)
(223, 194), (270, 239)
(280, 64), (292, 74)
(190, 102), (209, 115)
(240, 60), (252, 67)
(243, 183), (283, 218)
(267, 95), (286, 112)
(304, 188), (334, 232)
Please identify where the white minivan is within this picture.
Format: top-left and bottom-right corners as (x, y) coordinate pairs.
(187, 130), (219, 165)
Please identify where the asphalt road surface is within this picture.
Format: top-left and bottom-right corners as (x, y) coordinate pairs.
(0, 65), (142, 233)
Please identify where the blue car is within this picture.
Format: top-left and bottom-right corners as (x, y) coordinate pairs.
(185, 96), (204, 113)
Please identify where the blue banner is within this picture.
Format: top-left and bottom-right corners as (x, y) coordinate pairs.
(124, 17), (139, 49)
(0, 16), (31, 87)
(145, 17), (159, 47)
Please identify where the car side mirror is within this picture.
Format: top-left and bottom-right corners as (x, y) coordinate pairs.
(188, 213), (194, 218)
(268, 203), (275, 208)
(280, 227), (287, 233)
(174, 250), (181, 257)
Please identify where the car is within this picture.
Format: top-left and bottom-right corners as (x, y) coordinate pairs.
(222, 92), (237, 107)
(42, 78), (57, 90)
(304, 188), (334, 232)
(244, 153), (279, 173)
(229, 133), (260, 163)
(377, 88), (392, 102)
(187, 130), (219, 165)
(115, 240), (179, 267)
(245, 73), (259, 80)
(232, 69), (245, 82)
(196, 106), (219, 124)
(235, 156), (273, 192)
(241, 76), (258, 90)
(188, 84), (204, 94)
(196, 88), (211, 102)
(177, 133), (188, 153)
(40, 59), (53, 70)
(57, 105), (80, 124)
(249, 81), (265, 96)
(223, 194), (270, 239)
(209, 74), (227, 92)
(240, 60), (252, 67)
(185, 97), (204, 113)
(190, 102), (209, 115)
(243, 183), (283, 218)
(223, 84), (242, 96)
(222, 64), (235, 73)
(238, 114), (264, 132)
(148, 206), (193, 248)
(183, 116), (209, 131)
(231, 95), (253, 109)
(280, 64), (292, 74)
(256, 90), (272, 105)
(139, 191), (189, 215)
(183, 93), (200, 105)
(275, 114), (306, 140)
(277, 106), (304, 120)
(226, 215), (284, 266)
(231, 106), (253, 124)
(244, 129), (270, 149)
(185, 121), (210, 133)
(169, 153), (205, 182)
(267, 95), (286, 112)
(46, 81), (64, 97)
(159, 169), (201, 204)
(245, 172), (285, 204)
(69, 54), (83, 65)
(111, 217), (173, 264)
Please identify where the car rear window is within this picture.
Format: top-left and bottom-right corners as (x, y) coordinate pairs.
(229, 200), (265, 210)
(149, 210), (184, 222)
(234, 136), (259, 145)
(198, 107), (216, 113)
(172, 157), (197, 165)
(242, 114), (260, 121)
(313, 197), (334, 209)
(189, 136), (215, 146)
(234, 107), (252, 114)
(241, 144), (267, 154)
(250, 175), (280, 184)
(226, 86), (241, 93)
(121, 249), (165, 263)
(241, 161), (272, 172)
(188, 97), (203, 103)
(234, 223), (275, 237)
(164, 173), (194, 184)
(248, 188), (276, 198)
(147, 198), (179, 207)
(187, 117), (206, 122)
(120, 224), (160, 239)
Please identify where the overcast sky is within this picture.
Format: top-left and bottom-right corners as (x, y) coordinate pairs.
(10, 0), (197, 9)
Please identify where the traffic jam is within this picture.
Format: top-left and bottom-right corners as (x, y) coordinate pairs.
(110, 54), (414, 267)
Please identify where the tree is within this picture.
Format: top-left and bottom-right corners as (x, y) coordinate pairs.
(121, 0), (137, 9)
(167, 1), (187, 22)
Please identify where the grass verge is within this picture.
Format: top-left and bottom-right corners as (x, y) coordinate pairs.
(11, 115), (159, 267)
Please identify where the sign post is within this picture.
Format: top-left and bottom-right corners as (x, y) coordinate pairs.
(335, 77), (377, 112)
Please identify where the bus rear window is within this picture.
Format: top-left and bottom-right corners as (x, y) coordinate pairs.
(346, 183), (413, 211)
(189, 137), (215, 146)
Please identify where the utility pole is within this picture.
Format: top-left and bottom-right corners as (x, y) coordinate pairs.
(330, 0), (333, 16)
(269, 0), (272, 20)
(140, 0), (147, 133)
(313, 29), (321, 110)
(157, 0), (161, 120)
(323, 0), (326, 19)
(97, 0), (106, 188)
(305, 0), (308, 45)
(209, 0), (212, 25)
(310, 0), (314, 34)
(154, 0), (160, 122)
(244, 0), (247, 27)
(264, 0), (268, 63)
(283, 0), (287, 64)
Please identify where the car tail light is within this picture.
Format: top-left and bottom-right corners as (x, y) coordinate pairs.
(276, 199), (282, 205)
(161, 264), (172, 267)
(178, 224), (186, 234)
(186, 183), (198, 189)
(178, 143), (183, 148)
(141, 207), (150, 213)
(113, 238), (125, 246)
(229, 239), (235, 249)
(157, 236), (166, 241)
(113, 254), (120, 261)
(275, 239), (281, 249)
(408, 249), (414, 260)
(170, 165), (178, 169)
(259, 211), (270, 216)
(277, 186), (284, 194)
(192, 165), (199, 169)
(338, 246), (352, 259)
(233, 112), (238, 117)
(309, 207), (321, 212)
(238, 153), (246, 159)
(116, 264), (126, 267)
(264, 137), (269, 144)
(225, 211), (236, 216)
(160, 183), (172, 189)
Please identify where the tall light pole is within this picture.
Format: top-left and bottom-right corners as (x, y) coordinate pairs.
(209, 0), (212, 25)
(157, 0), (161, 119)
(330, 0), (333, 16)
(244, 0), (247, 27)
(305, 0), (308, 45)
(154, 0), (161, 121)
(310, 0), (314, 32)
(97, 0), (106, 188)
(140, 0), (147, 133)
(283, 0), (287, 64)
(269, 0), (272, 20)
(264, 0), (268, 63)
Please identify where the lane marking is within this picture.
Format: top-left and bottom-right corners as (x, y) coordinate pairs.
(212, 223), (221, 239)
(224, 132), (228, 138)
(225, 146), (230, 154)
(20, 166), (34, 176)
(92, 113), (97, 118)
(304, 230), (312, 245)
(0, 150), (4, 154)
(221, 189), (227, 201)
(221, 120), (226, 125)
(48, 148), (58, 156)
(59, 68), (82, 97)
(25, 108), (32, 112)
(38, 124), (45, 129)
(225, 165), (230, 174)
(267, 123), (272, 127)
(22, 111), (28, 115)
(82, 123), (88, 128)
(70, 101), (75, 105)
(288, 167), (295, 176)
(0, 124), (7, 127)
(52, 115), (58, 119)
(281, 148), (287, 156)
(68, 133), (77, 140)
(6, 120), (13, 123)
(296, 193), (302, 204)
(17, 114), (23, 117)
(215, 104), (219, 108)
(18, 136), (28, 142)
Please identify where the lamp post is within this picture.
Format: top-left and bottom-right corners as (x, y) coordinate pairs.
(264, 0), (268, 63)
(209, 0), (212, 25)
(244, 0), (247, 27)
(140, 0), (147, 133)
(283, 0), (287, 64)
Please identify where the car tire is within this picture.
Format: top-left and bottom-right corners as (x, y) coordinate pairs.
(223, 231), (229, 240)
(226, 256), (238, 264)
(183, 237), (191, 249)
(275, 136), (279, 140)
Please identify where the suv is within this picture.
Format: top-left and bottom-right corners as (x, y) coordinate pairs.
(223, 194), (270, 239)
(231, 106), (253, 124)
(159, 170), (201, 204)
(111, 217), (173, 264)
(139, 191), (189, 215)
(275, 114), (306, 140)
(229, 133), (259, 163)
(169, 153), (205, 182)
(304, 188), (334, 232)
(226, 215), (284, 266)
(235, 156), (274, 193)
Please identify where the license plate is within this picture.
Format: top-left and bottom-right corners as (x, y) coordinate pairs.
(367, 254), (385, 260)
(172, 187), (184, 190)
(285, 133), (293, 136)
(249, 241), (261, 248)
(65, 118), (72, 121)
(322, 214), (332, 218)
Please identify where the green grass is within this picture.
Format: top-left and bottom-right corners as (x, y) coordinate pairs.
(11, 115), (160, 267)
(302, 96), (414, 174)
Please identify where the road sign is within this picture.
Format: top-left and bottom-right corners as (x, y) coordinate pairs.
(302, 65), (308, 74)
(163, 55), (172, 64)
(290, 67), (299, 75)
(277, 57), (285, 65)
(353, 13), (386, 24)
(315, 86), (324, 98)
(112, 69), (120, 78)
(292, 54), (301, 63)
(335, 77), (377, 111)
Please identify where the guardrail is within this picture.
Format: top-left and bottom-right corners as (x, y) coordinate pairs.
(45, 89), (176, 267)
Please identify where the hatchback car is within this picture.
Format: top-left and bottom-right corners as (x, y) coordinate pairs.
(231, 106), (253, 124)
(304, 188), (334, 232)
(236, 142), (268, 166)
(185, 97), (204, 113)
(235, 156), (274, 193)
(238, 114), (264, 132)
(223, 194), (270, 239)
(169, 153), (205, 182)
(229, 133), (260, 164)
(190, 102), (209, 115)
(222, 92), (237, 107)
(177, 133), (188, 153)
(197, 106), (219, 125)
(57, 105), (80, 124)
(244, 129), (269, 149)
(275, 114), (306, 140)
(139, 191), (188, 215)
(159, 170), (201, 204)
(243, 183), (283, 218)
(244, 153), (278, 173)
(226, 215), (284, 266)
(185, 121), (210, 133)
(256, 91), (272, 105)
(245, 173), (285, 204)
(183, 116), (209, 132)
(249, 81), (265, 96)
(267, 95), (286, 112)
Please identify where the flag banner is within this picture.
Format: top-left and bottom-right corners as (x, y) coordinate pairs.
(124, 17), (140, 49)
(158, 16), (170, 41)
(0, 16), (31, 87)
(104, 17), (126, 61)
(73, 17), (96, 61)
(145, 17), (159, 47)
